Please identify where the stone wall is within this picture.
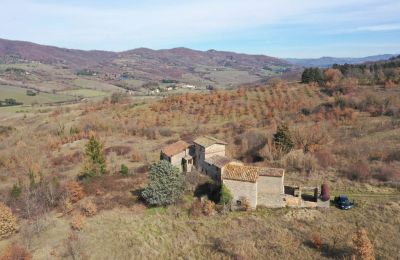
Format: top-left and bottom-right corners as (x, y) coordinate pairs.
(168, 148), (189, 172)
(258, 176), (284, 194)
(257, 176), (285, 207)
(223, 179), (257, 209)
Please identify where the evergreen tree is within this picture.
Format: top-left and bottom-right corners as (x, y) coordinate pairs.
(141, 161), (184, 206)
(301, 67), (324, 85)
(82, 135), (106, 178)
(273, 124), (294, 154)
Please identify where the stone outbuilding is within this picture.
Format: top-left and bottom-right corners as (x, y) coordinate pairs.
(160, 140), (193, 172)
(222, 164), (285, 209)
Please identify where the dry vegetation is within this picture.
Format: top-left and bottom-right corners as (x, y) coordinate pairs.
(0, 78), (399, 259)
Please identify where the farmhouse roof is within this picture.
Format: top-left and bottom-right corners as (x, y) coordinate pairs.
(205, 155), (234, 168)
(258, 168), (285, 177)
(223, 164), (284, 183)
(193, 135), (227, 148)
(161, 140), (190, 157)
(223, 164), (259, 183)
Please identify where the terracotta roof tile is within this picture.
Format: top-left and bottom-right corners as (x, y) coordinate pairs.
(161, 140), (190, 157)
(223, 164), (259, 183)
(223, 164), (284, 183)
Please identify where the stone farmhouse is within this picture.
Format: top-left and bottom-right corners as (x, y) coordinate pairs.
(160, 140), (193, 173)
(160, 136), (286, 209)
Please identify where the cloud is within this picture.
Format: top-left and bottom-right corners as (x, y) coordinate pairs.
(350, 23), (400, 32)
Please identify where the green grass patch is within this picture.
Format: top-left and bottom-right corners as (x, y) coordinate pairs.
(0, 85), (75, 105)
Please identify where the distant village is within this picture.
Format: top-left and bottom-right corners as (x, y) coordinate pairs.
(160, 135), (329, 210)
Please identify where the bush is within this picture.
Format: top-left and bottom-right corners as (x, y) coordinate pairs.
(80, 200), (97, 217)
(110, 92), (126, 104)
(374, 164), (400, 182)
(352, 227), (374, 260)
(283, 150), (317, 173)
(81, 135), (106, 178)
(130, 149), (143, 162)
(311, 233), (322, 249)
(314, 149), (335, 168)
(219, 184), (232, 206)
(10, 184), (22, 199)
(70, 214), (85, 231)
(0, 244), (32, 260)
(238, 196), (252, 211)
(0, 203), (17, 240)
(202, 199), (216, 216)
(347, 161), (371, 181)
(65, 181), (85, 203)
(189, 198), (216, 217)
(120, 164), (129, 176)
(189, 198), (203, 217)
(141, 161), (184, 206)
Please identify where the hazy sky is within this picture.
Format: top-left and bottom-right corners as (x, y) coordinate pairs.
(1, 0), (400, 58)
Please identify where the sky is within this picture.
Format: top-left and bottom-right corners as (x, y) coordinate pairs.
(1, 0), (400, 58)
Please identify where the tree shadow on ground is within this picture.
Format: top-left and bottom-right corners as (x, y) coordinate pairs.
(194, 182), (221, 203)
(303, 240), (352, 259)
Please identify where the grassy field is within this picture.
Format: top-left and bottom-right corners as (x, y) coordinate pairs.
(0, 84), (75, 105)
(1, 184), (398, 259)
(59, 88), (109, 98)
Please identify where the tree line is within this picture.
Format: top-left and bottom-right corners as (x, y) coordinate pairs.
(301, 56), (400, 88)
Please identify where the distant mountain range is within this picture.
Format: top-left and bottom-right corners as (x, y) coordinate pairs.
(285, 54), (397, 68)
(0, 38), (294, 91)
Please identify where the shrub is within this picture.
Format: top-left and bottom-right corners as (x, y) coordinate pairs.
(0, 203), (17, 240)
(283, 150), (317, 173)
(374, 164), (400, 182)
(70, 214), (85, 231)
(65, 181), (85, 203)
(352, 227), (375, 260)
(130, 149), (143, 162)
(110, 92), (126, 104)
(120, 164), (129, 176)
(189, 198), (216, 217)
(10, 183), (22, 199)
(81, 200), (97, 217)
(273, 124), (294, 154)
(219, 184), (232, 206)
(141, 161), (184, 206)
(0, 244), (32, 260)
(189, 198), (203, 217)
(347, 161), (371, 181)
(202, 199), (216, 216)
(320, 183), (330, 201)
(81, 135), (106, 178)
(238, 196), (252, 211)
(311, 233), (322, 249)
(314, 149), (335, 168)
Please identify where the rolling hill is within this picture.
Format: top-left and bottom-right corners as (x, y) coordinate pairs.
(286, 54), (397, 68)
(0, 38), (294, 95)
